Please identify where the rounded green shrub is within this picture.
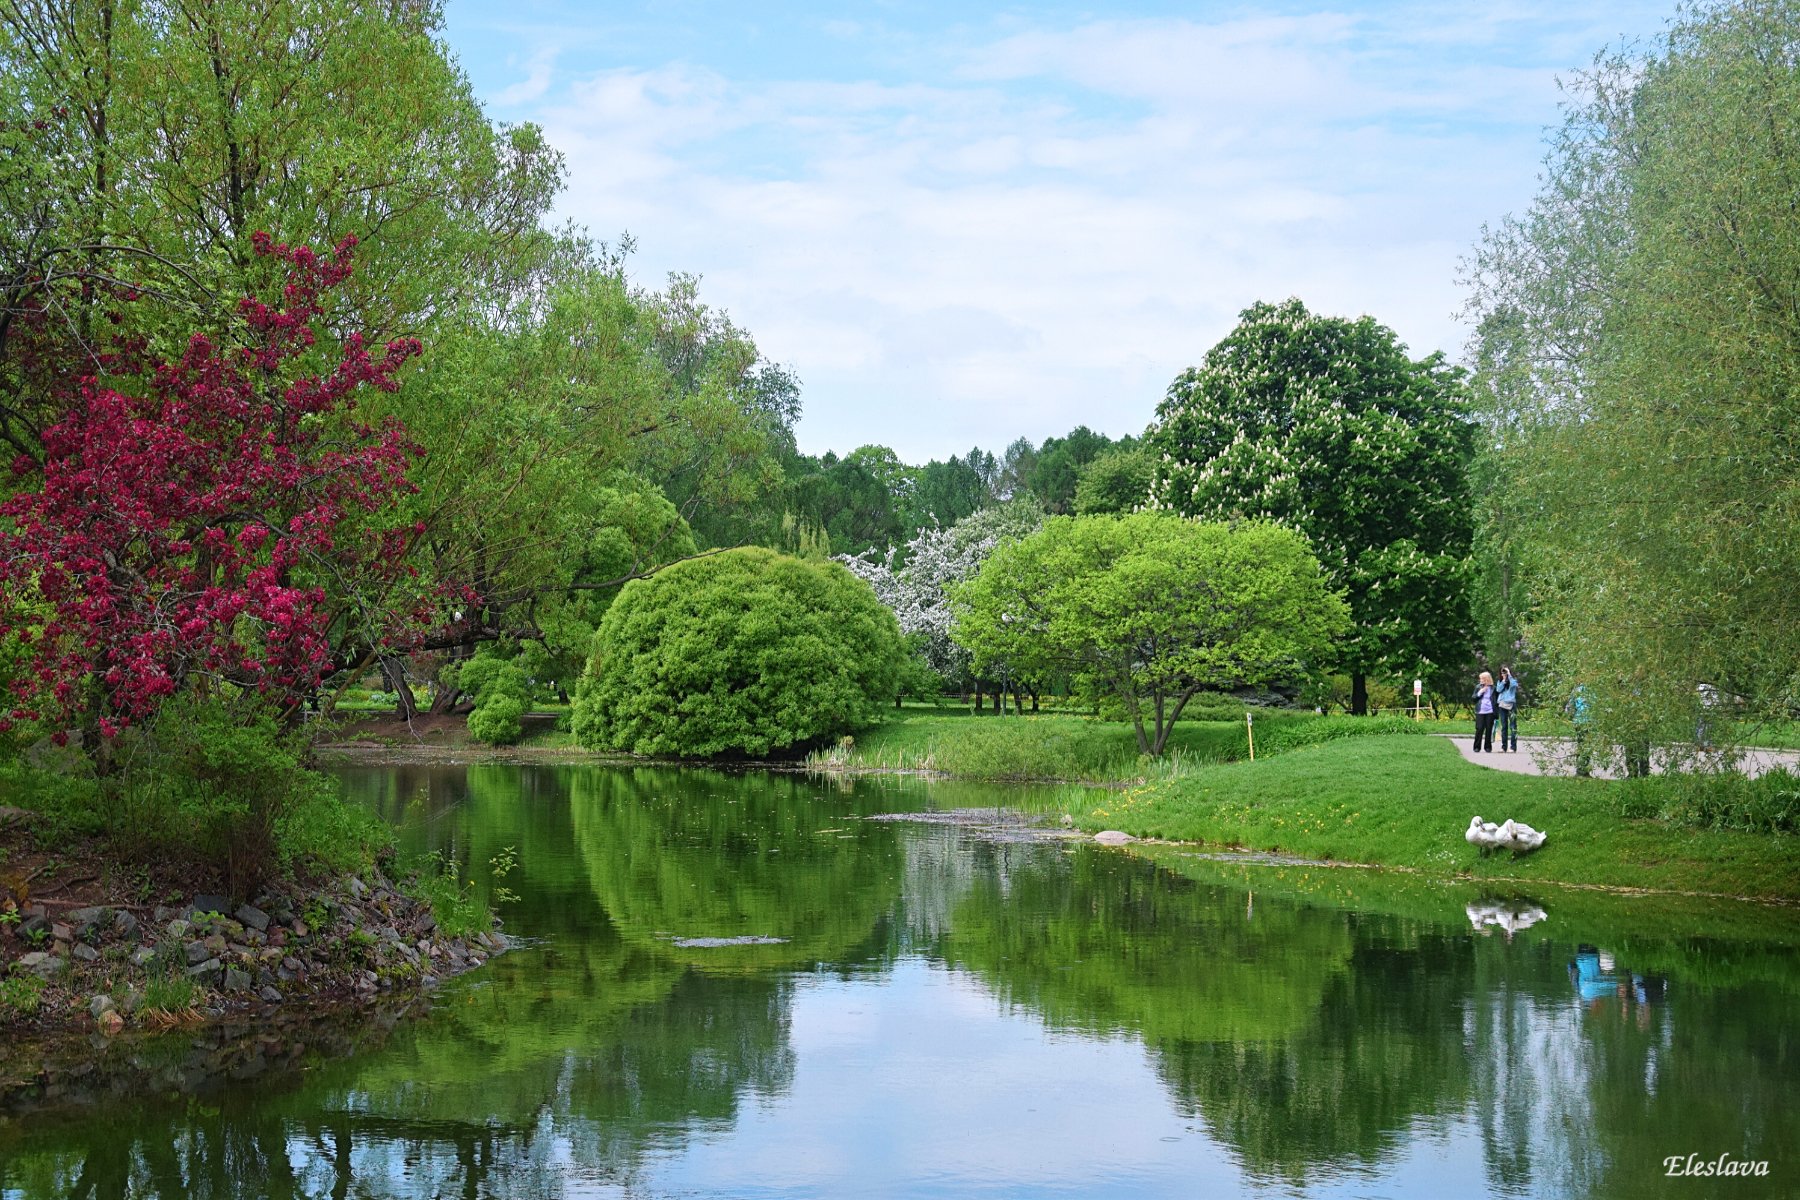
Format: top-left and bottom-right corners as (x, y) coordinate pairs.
(455, 655), (531, 746)
(573, 547), (905, 757)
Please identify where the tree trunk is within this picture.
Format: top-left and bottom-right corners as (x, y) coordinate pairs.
(380, 657), (419, 722)
(1351, 672), (1369, 716)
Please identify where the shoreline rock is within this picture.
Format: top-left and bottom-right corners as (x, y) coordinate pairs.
(0, 865), (505, 1058)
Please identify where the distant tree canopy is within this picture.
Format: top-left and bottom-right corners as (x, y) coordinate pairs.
(1146, 300), (1475, 714)
(954, 514), (1348, 755)
(1462, 0), (1800, 753)
(572, 548), (906, 757)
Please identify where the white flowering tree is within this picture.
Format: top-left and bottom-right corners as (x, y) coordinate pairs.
(1145, 299), (1475, 713)
(840, 500), (1044, 702)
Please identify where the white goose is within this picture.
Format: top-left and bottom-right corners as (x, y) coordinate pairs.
(1498, 819), (1548, 854)
(1465, 816), (1506, 853)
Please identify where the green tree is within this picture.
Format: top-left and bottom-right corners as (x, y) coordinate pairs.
(0, 0), (563, 458)
(572, 547), (906, 757)
(1032, 425), (1123, 513)
(953, 514), (1348, 755)
(906, 448), (998, 534)
(787, 445), (907, 559)
(1073, 443), (1151, 515)
(1462, 0), (1800, 751)
(1146, 299), (1476, 714)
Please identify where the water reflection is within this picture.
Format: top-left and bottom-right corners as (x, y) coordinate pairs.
(1, 764), (1796, 1199)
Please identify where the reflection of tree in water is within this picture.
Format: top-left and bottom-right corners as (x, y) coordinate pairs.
(934, 846), (1354, 1043)
(1156, 925), (1477, 1185)
(1465, 943), (1800, 1200)
(572, 767), (905, 972)
(0, 920), (796, 1198)
(934, 846), (1480, 1186)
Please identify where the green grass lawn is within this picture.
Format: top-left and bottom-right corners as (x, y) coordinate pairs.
(825, 709), (1441, 782)
(1063, 734), (1800, 901)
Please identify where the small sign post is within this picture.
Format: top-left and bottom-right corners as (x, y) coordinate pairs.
(1246, 710), (1255, 761)
(1413, 678), (1424, 720)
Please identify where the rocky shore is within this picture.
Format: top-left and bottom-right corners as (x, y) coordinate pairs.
(1, 865), (505, 1045)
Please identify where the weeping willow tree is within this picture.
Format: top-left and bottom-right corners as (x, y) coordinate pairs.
(1463, 0), (1800, 756)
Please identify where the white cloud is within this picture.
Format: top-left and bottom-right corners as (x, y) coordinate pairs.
(526, 10), (1625, 460)
(492, 45), (561, 107)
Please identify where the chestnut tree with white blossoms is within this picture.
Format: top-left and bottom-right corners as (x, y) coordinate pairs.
(1144, 299), (1476, 714)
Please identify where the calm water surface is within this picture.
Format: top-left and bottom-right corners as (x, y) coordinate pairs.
(2, 762), (1798, 1198)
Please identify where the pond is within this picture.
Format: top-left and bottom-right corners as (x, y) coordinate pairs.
(2, 762), (1798, 1198)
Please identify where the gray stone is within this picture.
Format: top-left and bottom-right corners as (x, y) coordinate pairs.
(191, 894), (229, 917)
(153, 906), (182, 924)
(185, 957), (221, 977)
(280, 956), (303, 974)
(72, 943), (101, 962)
(113, 910), (139, 938)
(19, 914), (48, 938)
(234, 903), (270, 931)
(50, 921), (73, 941)
(88, 994), (115, 1019)
(227, 942), (252, 959)
(30, 956), (66, 978)
(130, 946), (156, 967)
(68, 906), (109, 928)
(420, 973), (439, 988)
(258, 986), (283, 1003)
(17, 952), (49, 969)
(184, 940), (212, 965)
(348, 877), (368, 899)
(223, 968), (251, 993)
(291, 919), (309, 938)
(1092, 830), (1136, 845)
(165, 918), (191, 940)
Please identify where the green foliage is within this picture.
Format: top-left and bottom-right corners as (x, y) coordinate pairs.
(140, 971), (197, 1016)
(454, 655), (533, 746)
(105, 694), (380, 895)
(1073, 444), (1152, 515)
(574, 547), (907, 757)
(404, 852), (490, 939)
(1025, 426), (1123, 513)
(1618, 769), (1800, 836)
(0, 972), (45, 1018)
(1146, 299), (1476, 706)
(954, 514), (1349, 755)
(787, 445), (908, 559)
(1463, 0), (1800, 752)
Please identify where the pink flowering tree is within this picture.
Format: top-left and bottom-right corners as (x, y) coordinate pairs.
(0, 232), (426, 752)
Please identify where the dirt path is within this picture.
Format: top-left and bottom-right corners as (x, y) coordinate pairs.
(1440, 734), (1800, 779)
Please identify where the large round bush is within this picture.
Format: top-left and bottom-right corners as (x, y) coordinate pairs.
(572, 547), (906, 757)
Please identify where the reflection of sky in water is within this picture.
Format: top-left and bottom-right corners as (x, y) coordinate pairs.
(640, 961), (1495, 1199)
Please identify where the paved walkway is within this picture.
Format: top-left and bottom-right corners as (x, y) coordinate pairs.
(1440, 734), (1800, 779)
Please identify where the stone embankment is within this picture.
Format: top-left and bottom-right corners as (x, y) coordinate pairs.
(2, 868), (505, 1040)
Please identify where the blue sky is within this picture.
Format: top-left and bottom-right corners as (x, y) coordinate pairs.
(440, 1), (1670, 462)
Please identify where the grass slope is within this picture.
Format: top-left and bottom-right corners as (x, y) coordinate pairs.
(825, 710), (1435, 781)
(1066, 735), (1800, 901)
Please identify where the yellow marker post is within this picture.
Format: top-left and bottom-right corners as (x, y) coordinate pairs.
(1246, 710), (1255, 761)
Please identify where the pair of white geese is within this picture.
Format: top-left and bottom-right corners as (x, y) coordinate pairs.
(1466, 815), (1548, 854)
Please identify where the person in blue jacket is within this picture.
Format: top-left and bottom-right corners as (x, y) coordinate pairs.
(1494, 666), (1521, 752)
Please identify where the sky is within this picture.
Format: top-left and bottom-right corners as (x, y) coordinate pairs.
(439, 1), (1671, 463)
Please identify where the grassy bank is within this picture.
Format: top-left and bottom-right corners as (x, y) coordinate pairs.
(1061, 735), (1800, 901)
(815, 709), (1438, 781)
